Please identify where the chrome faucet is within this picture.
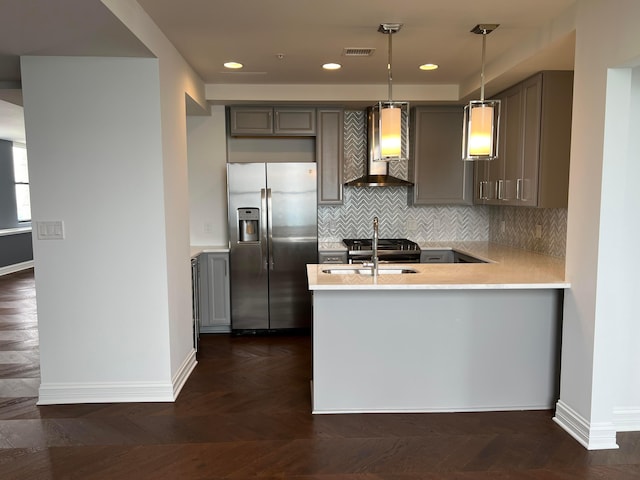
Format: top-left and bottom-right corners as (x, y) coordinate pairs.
(372, 216), (379, 277)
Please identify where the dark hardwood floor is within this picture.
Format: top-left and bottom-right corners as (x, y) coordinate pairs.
(1, 269), (639, 479)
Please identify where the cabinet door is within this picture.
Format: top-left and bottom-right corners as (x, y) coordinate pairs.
(484, 90), (508, 205)
(411, 107), (472, 205)
(200, 253), (231, 333)
(535, 71), (573, 208)
(499, 84), (524, 204)
(316, 108), (344, 205)
(520, 74), (543, 207)
(229, 107), (273, 135)
(274, 108), (316, 135)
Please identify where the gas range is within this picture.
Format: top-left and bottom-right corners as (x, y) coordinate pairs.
(342, 238), (421, 264)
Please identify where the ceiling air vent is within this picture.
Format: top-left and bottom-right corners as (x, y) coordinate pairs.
(342, 47), (376, 57)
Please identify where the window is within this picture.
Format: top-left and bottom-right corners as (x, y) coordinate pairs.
(12, 144), (31, 223)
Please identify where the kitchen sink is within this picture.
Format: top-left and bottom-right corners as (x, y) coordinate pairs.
(420, 249), (489, 264)
(321, 268), (418, 275)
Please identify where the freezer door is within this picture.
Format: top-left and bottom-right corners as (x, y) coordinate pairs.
(266, 163), (318, 329)
(227, 163), (269, 330)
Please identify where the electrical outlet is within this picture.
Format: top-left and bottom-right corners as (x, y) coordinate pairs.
(204, 222), (213, 234)
(433, 218), (441, 231)
(500, 220), (506, 234)
(407, 218), (417, 231)
(535, 224), (542, 239)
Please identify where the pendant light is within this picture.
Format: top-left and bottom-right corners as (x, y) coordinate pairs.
(462, 24), (500, 161)
(372, 23), (409, 162)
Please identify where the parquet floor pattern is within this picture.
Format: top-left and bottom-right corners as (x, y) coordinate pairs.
(0, 270), (639, 479)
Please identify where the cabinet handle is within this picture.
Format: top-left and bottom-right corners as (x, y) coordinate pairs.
(479, 181), (484, 200)
(267, 188), (274, 270)
(497, 180), (504, 200)
(516, 178), (521, 200)
(518, 178), (528, 202)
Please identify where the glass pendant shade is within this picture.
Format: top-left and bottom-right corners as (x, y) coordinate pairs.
(380, 105), (402, 158)
(374, 101), (408, 161)
(463, 100), (500, 161)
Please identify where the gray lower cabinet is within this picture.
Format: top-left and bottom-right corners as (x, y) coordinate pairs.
(229, 106), (316, 136)
(409, 106), (473, 205)
(474, 70), (573, 208)
(316, 108), (344, 205)
(199, 252), (231, 333)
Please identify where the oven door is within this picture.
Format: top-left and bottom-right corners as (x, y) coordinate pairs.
(349, 253), (420, 264)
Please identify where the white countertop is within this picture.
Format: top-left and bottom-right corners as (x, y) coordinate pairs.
(190, 245), (230, 258)
(318, 242), (347, 251)
(307, 242), (569, 291)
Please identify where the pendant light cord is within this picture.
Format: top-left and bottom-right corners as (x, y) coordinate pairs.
(387, 30), (393, 102)
(480, 32), (486, 102)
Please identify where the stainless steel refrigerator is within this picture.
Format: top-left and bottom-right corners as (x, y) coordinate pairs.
(227, 162), (317, 331)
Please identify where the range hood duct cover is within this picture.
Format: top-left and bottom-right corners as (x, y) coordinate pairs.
(345, 108), (413, 187)
(345, 173), (413, 187)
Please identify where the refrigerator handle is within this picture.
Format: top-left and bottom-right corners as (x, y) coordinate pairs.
(267, 188), (274, 270)
(260, 188), (269, 272)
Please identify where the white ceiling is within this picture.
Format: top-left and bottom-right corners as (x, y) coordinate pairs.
(137, 0), (576, 94)
(0, 0), (578, 143)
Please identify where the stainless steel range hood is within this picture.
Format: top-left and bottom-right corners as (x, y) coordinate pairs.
(345, 107), (413, 187)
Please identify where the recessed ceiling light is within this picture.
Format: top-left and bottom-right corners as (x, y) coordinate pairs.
(419, 63), (439, 71)
(223, 61), (244, 69)
(322, 63), (342, 70)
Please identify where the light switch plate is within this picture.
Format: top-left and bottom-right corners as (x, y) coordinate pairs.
(36, 221), (65, 240)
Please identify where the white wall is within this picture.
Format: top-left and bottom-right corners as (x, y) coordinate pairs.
(19, 0), (209, 403)
(103, 0), (207, 386)
(187, 105), (229, 246)
(609, 66), (640, 430)
(21, 56), (173, 401)
(554, 0), (640, 449)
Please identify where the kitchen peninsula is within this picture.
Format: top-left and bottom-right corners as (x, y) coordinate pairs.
(307, 242), (569, 414)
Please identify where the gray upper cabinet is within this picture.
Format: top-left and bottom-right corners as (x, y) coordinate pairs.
(521, 71), (573, 208)
(474, 71), (573, 208)
(229, 106), (316, 136)
(274, 108), (316, 135)
(409, 106), (473, 205)
(316, 108), (344, 205)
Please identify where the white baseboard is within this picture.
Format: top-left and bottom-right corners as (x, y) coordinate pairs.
(554, 400), (619, 450)
(0, 260), (34, 277)
(172, 348), (197, 399)
(37, 349), (198, 405)
(200, 325), (231, 334)
(37, 380), (175, 405)
(613, 407), (640, 432)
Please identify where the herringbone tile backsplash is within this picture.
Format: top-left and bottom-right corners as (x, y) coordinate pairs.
(319, 188), (489, 241)
(488, 206), (567, 257)
(318, 110), (567, 257)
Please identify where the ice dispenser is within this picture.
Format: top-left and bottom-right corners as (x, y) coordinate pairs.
(237, 208), (259, 242)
